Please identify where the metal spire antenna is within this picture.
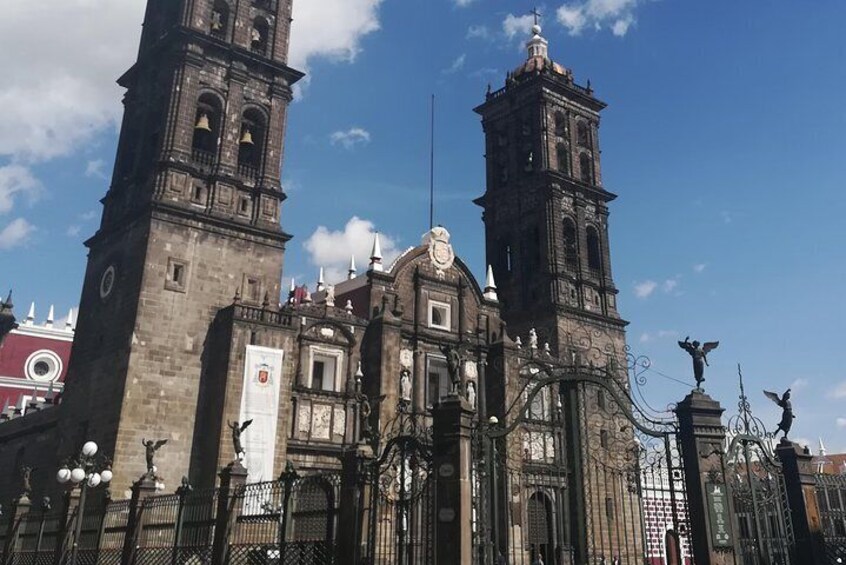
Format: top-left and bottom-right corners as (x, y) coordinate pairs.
(429, 94), (436, 231)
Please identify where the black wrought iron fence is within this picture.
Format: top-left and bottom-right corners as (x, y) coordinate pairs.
(228, 472), (340, 565)
(1, 471), (338, 565)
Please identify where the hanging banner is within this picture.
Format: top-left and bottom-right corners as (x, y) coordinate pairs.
(239, 345), (284, 483)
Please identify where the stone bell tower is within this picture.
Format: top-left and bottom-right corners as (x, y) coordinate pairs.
(474, 19), (627, 362)
(59, 0), (303, 489)
(475, 19), (638, 563)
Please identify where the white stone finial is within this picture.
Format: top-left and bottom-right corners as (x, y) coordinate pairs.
(66, 308), (75, 330)
(369, 233), (384, 272)
(819, 437), (827, 457)
(345, 300), (354, 314)
(26, 302), (35, 326)
(317, 267), (326, 292)
(483, 265), (498, 302)
(526, 9), (549, 60)
(46, 305), (55, 328)
(348, 255), (357, 280)
(289, 278), (296, 292)
(515, 336), (523, 349)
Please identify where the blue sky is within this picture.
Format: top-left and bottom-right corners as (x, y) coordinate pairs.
(1, 0), (844, 451)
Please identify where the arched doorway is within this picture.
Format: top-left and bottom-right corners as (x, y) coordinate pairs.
(527, 491), (555, 564)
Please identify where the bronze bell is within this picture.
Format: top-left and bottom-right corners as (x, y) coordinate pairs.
(240, 128), (254, 146)
(195, 113), (212, 132)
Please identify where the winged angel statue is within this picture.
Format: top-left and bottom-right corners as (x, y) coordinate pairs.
(142, 439), (168, 476)
(763, 389), (794, 439)
(678, 337), (719, 389)
(228, 420), (253, 459)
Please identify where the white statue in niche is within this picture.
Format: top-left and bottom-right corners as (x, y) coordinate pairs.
(399, 369), (412, 403)
(466, 381), (476, 409)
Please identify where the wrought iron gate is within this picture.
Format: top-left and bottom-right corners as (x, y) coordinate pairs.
(473, 346), (693, 565)
(724, 373), (794, 565)
(361, 403), (434, 565)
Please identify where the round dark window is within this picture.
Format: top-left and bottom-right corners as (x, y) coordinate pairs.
(33, 361), (51, 376)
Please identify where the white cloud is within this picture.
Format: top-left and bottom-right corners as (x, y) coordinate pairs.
(0, 218), (35, 250)
(0, 1), (384, 163)
(556, 0), (640, 37)
(290, 0), (384, 75)
(693, 263), (707, 273)
(789, 378), (808, 391)
(67, 225), (82, 238)
(633, 280), (657, 299)
(0, 1), (147, 163)
(304, 217), (400, 283)
(639, 330), (677, 344)
(836, 418), (846, 429)
(330, 128), (372, 150)
(831, 381), (846, 399)
(454, 0), (476, 6)
(85, 159), (108, 179)
(662, 277), (680, 293)
(503, 14), (535, 39)
(443, 54), (467, 74)
(467, 25), (491, 40)
(0, 165), (41, 214)
(720, 210), (733, 224)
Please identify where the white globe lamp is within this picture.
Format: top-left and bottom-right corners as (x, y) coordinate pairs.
(70, 468), (86, 484)
(82, 441), (98, 457)
(87, 473), (101, 488)
(100, 469), (113, 483)
(56, 467), (71, 484)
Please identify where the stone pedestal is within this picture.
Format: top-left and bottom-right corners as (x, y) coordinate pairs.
(432, 395), (475, 565)
(211, 462), (248, 565)
(2, 495), (32, 562)
(337, 445), (375, 563)
(676, 390), (739, 565)
(776, 440), (826, 565)
(122, 476), (159, 565)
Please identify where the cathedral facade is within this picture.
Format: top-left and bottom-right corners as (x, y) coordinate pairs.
(0, 2), (637, 562)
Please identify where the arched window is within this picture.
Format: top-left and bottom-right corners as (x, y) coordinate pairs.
(251, 17), (270, 54)
(210, 1), (230, 39)
(238, 108), (267, 177)
(579, 153), (593, 184)
(586, 226), (602, 272)
(527, 492), (555, 565)
(556, 143), (570, 175)
(554, 112), (568, 137)
(562, 218), (577, 270)
(192, 94), (222, 164)
(577, 121), (590, 147)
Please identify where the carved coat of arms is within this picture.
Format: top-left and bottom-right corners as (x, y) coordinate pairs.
(426, 227), (455, 278)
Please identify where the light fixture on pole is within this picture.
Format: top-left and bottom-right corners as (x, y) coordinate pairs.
(56, 440), (113, 565)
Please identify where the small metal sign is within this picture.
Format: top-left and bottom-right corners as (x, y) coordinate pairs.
(706, 482), (733, 547)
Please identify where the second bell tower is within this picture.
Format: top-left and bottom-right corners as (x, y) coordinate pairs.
(474, 20), (627, 361)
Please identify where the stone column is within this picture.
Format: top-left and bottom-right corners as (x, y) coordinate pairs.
(432, 395), (475, 565)
(776, 440), (827, 565)
(337, 445), (375, 564)
(211, 462), (248, 565)
(121, 476), (158, 565)
(676, 390), (739, 565)
(2, 494), (31, 564)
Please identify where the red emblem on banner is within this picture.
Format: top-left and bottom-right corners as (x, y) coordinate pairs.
(258, 369), (269, 384)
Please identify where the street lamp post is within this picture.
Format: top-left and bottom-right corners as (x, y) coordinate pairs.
(56, 441), (113, 565)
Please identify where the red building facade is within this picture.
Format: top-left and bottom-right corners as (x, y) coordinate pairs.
(0, 304), (73, 413)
